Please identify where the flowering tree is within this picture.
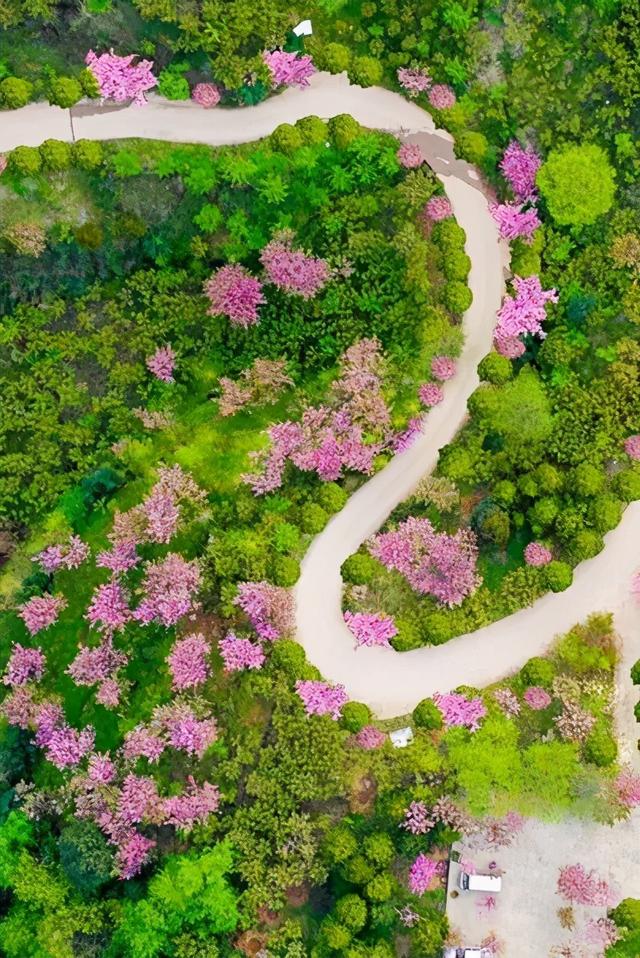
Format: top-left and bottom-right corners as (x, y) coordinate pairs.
(624, 434), (640, 460)
(167, 633), (210, 690)
(96, 540), (140, 575)
(133, 553), (201, 627)
(492, 688), (521, 717)
(557, 864), (612, 906)
(418, 382), (445, 407)
(584, 917), (620, 950)
(191, 83), (220, 107)
(19, 594), (67, 635)
(203, 264), (265, 327)
(369, 516), (480, 607)
(344, 610), (398, 648)
(260, 236), (329, 299)
(67, 639), (128, 691)
(524, 542), (553, 566)
(429, 84), (456, 109)
(431, 355), (457, 381)
(424, 195), (453, 222)
(614, 767), (640, 807)
(218, 358), (292, 416)
(553, 701), (596, 743)
(44, 723), (95, 770)
(146, 345), (176, 382)
(263, 50), (315, 88)
(397, 66), (431, 97)
(218, 632), (265, 672)
(295, 680), (348, 719)
(523, 686), (552, 710)
(85, 49), (157, 105)
(234, 581), (294, 639)
(397, 143), (425, 169)
(86, 581), (131, 634)
(401, 800), (430, 835)
(499, 141), (541, 202)
(493, 275), (558, 358)
(3, 644), (45, 687)
(355, 725), (386, 749)
(433, 691), (487, 731)
(35, 535), (89, 574)
(408, 854), (442, 894)
(163, 777), (220, 830)
(490, 202), (541, 242)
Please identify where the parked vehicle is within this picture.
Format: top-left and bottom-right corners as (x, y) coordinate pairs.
(458, 871), (502, 892)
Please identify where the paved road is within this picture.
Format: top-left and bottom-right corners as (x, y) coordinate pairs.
(1, 75), (638, 752)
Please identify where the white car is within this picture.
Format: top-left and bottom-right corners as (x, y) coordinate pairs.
(458, 871), (502, 893)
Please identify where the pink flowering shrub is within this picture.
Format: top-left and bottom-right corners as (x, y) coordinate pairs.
(234, 581), (294, 639)
(490, 202), (541, 243)
(493, 275), (558, 357)
(408, 854), (442, 894)
(88, 753), (116, 784)
(45, 724), (95, 769)
(35, 535), (89, 574)
(96, 678), (121, 708)
(204, 264), (265, 327)
(167, 632), (210, 690)
(482, 811), (525, 848)
(263, 50), (315, 88)
(355, 725), (386, 750)
(492, 688), (521, 717)
(524, 542), (553, 567)
(260, 236), (329, 299)
(133, 553), (201, 627)
(191, 82), (220, 107)
(85, 49), (157, 105)
(392, 417), (423, 454)
(553, 701), (596, 743)
(146, 345), (176, 382)
(123, 725), (166, 763)
(96, 540), (139, 575)
(402, 800), (430, 835)
(397, 66), (431, 97)
(116, 832), (156, 879)
(615, 767), (640, 807)
(523, 686), (552, 710)
(19, 594), (67, 635)
(431, 355), (457, 381)
(2, 687), (38, 729)
(165, 706), (218, 757)
(418, 382), (445, 407)
(163, 777), (220, 830)
(624, 434), (640, 460)
(86, 581), (131, 634)
(428, 84), (456, 109)
(397, 143), (425, 169)
(344, 610), (398, 647)
(424, 195), (453, 222)
(370, 516), (480, 607)
(295, 680), (348, 720)
(67, 639), (128, 689)
(433, 691), (487, 731)
(499, 141), (541, 202)
(3, 644), (45, 687)
(584, 917), (620, 950)
(557, 864), (612, 906)
(218, 632), (265, 672)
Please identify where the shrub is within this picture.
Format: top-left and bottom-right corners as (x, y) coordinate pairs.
(456, 130), (488, 165)
(443, 280), (472, 314)
(613, 467), (640, 501)
(323, 920), (352, 950)
(4, 222), (46, 256)
(268, 639), (307, 678)
(270, 123), (303, 156)
(299, 502), (329, 534)
(363, 833), (394, 867)
(194, 203), (224, 232)
(341, 701), (372, 733)
(74, 222), (104, 250)
(324, 825), (358, 864)
(537, 143), (616, 227)
(589, 494), (623, 533)
(520, 656), (555, 689)
(413, 697), (444, 730)
(8, 145), (42, 175)
(544, 560), (573, 592)
(328, 114), (363, 149)
(583, 725), (617, 767)
(443, 249), (471, 282)
(610, 899), (640, 931)
(318, 481), (348, 513)
(39, 139), (72, 171)
(317, 42), (352, 74)
(335, 894), (367, 933)
(631, 659), (640, 685)
(72, 139), (104, 170)
(157, 67), (190, 100)
(573, 462), (605, 497)
(0, 76), (32, 108)
(365, 872), (394, 901)
(271, 555), (300, 587)
(47, 76), (83, 108)
(79, 67), (100, 99)
(391, 617), (422, 651)
(295, 115), (328, 145)
(58, 820), (113, 896)
(349, 56), (383, 88)
(342, 552), (379, 584)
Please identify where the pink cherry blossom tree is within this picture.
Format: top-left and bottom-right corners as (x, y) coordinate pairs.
(3, 644), (45, 687)
(355, 725), (386, 749)
(86, 581), (131, 634)
(263, 50), (315, 88)
(35, 535), (89, 574)
(397, 66), (431, 97)
(146, 345), (176, 382)
(191, 83), (220, 107)
(397, 143), (425, 169)
(67, 639), (128, 689)
(203, 264), (265, 327)
(167, 632), (210, 690)
(234, 581), (294, 639)
(492, 687), (521, 717)
(260, 236), (329, 299)
(490, 202), (541, 243)
(431, 355), (457, 381)
(499, 141), (542, 202)
(419, 382), (445, 407)
(370, 516), (480, 607)
(133, 553), (201, 627)
(424, 195), (453, 222)
(85, 49), (157, 105)
(624, 434), (640, 460)
(493, 275), (558, 358)
(614, 767), (640, 807)
(163, 777), (220, 830)
(557, 864), (612, 906)
(428, 84), (456, 109)
(408, 854), (442, 894)
(523, 686), (552, 710)
(524, 542), (553, 566)
(218, 632), (265, 672)
(344, 610), (398, 648)
(401, 800), (430, 835)
(433, 691), (487, 731)
(295, 680), (348, 720)
(19, 594), (67, 635)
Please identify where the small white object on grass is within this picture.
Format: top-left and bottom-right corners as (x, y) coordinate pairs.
(293, 19), (313, 36)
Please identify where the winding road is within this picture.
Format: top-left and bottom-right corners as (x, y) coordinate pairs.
(1, 74), (638, 752)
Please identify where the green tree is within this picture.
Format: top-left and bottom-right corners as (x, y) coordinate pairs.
(537, 144), (616, 226)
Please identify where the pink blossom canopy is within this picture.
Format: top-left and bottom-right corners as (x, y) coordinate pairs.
(218, 632), (265, 672)
(493, 274), (558, 357)
(523, 686), (552, 710)
(263, 50), (315, 88)
(524, 542), (553, 567)
(204, 264), (265, 328)
(397, 143), (425, 169)
(35, 535), (89, 574)
(624, 434), (640, 460)
(3, 644), (45, 687)
(167, 632), (210, 690)
(490, 202), (541, 243)
(85, 49), (157, 106)
(355, 725), (386, 750)
(146, 345), (176, 383)
(431, 355), (457, 381)
(556, 864), (613, 906)
(433, 691), (487, 731)
(428, 84), (456, 109)
(191, 83), (220, 107)
(19, 594), (67, 636)
(408, 854), (442, 894)
(424, 195), (453, 222)
(295, 680), (348, 720)
(344, 610), (398, 648)
(499, 140), (541, 202)
(260, 239), (329, 299)
(397, 67), (431, 98)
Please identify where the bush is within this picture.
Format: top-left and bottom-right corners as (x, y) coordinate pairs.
(8, 145), (42, 175)
(478, 352), (512, 385)
(589, 494), (623, 534)
(58, 820), (113, 896)
(74, 222), (104, 250)
(328, 114), (363, 149)
(47, 76), (82, 108)
(412, 697), (443, 730)
(349, 56), (383, 88)
(322, 920), (352, 950)
(391, 617), (422, 651)
(318, 481), (348, 513)
(335, 895), (367, 933)
(573, 462), (605, 497)
(342, 552), (379, 584)
(268, 639), (307, 679)
(324, 825), (358, 864)
(271, 555), (300, 587)
(194, 203), (223, 232)
(0, 76), (32, 109)
(72, 139), (104, 170)
(544, 560), (573, 592)
(317, 42), (352, 74)
(365, 872), (394, 902)
(456, 130), (488, 165)
(566, 527), (604, 560)
(295, 115), (328, 146)
(443, 280), (472, 314)
(630, 659), (640, 685)
(341, 701), (372, 733)
(39, 139), (72, 171)
(520, 656), (555, 689)
(157, 67), (190, 100)
(443, 249), (471, 282)
(270, 123), (303, 156)
(537, 143), (616, 227)
(363, 833), (394, 866)
(610, 899), (640, 931)
(79, 67), (100, 99)
(613, 466), (640, 502)
(299, 502), (329, 534)
(583, 725), (617, 767)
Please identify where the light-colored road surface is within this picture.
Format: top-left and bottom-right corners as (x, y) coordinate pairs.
(1, 74), (638, 745)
